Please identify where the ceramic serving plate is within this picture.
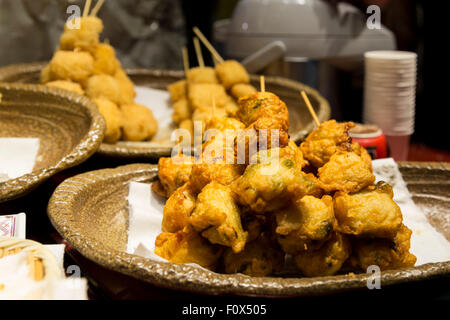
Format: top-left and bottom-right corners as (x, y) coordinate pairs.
(0, 83), (105, 203)
(0, 62), (330, 159)
(47, 162), (450, 297)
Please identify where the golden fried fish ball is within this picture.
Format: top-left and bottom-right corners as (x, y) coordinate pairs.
(92, 98), (122, 143)
(121, 103), (158, 141)
(171, 98), (191, 124)
(275, 195), (335, 254)
(318, 151), (375, 193)
(59, 16), (103, 53)
(189, 162), (244, 194)
(85, 74), (121, 104)
(157, 154), (194, 197)
(294, 232), (351, 277)
(168, 80), (187, 103)
(349, 224), (416, 271)
(154, 227), (223, 270)
(46, 80), (84, 95)
(48, 51), (94, 83)
(186, 67), (218, 84)
(189, 182), (247, 253)
(333, 182), (403, 239)
(162, 183), (196, 233)
(352, 141), (372, 170)
(222, 235), (284, 277)
(215, 60), (250, 89)
(114, 68), (136, 105)
(188, 83), (228, 111)
(300, 120), (355, 168)
(231, 83), (257, 99)
(93, 43), (120, 75)
(205, 116), (245, 133)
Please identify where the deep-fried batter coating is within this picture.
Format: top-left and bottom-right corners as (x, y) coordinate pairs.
(154, 227), (222, 270)
(206, 117), (246, 133)
(85, 74), (121, 105)
(352, 141), (372, 170)
(275, 195), (335, 254)
(231, 145), (309, 213)
(300, 120), (355, 168)
(46, 80), (84, 94)
(121, 103), (158, 141)
(349, 224), (416, 271)
(188, 83), (229, 110)
(179, 119), (194, 143)
(59, 16), (103, 53)
(189, 162), (244, 194)
(334, 182), (402, 239)
(162, 183), (196, 233)
(224, 97), (240, 117)
(168, 80), (187, 102)
(93, 43), (120, 75)
(114, 68), (136, 105)
(186, 67), (219, 84)
(215, 60), (250, 89)
(157, 154), (194, 197)
(189, 182), (247, 253)
(294, 232), (351, 277)
(223, 235), (284, 276)
(92, 98), (122, 143)
(192, 107), (228, 133)
(318, 151), (375, 193)
(172, 98), (191, 124)
(48, 51), (94, 83)
(40, 65), (52, 83)
(231, 83), (257, 99)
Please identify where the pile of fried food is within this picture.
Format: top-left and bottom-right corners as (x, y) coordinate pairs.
(167, 59), (257, 138)
(40, 12), (157, 143)
(152, 91), (416, 277)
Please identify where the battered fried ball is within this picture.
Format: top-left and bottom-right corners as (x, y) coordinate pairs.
(168, 80), (187, 103)
(92, 98), (122, 143)
(275, 195), (335, 254)
(300, 120), (355, 168)
(189, 162), (244, 194)
(186, 67), (218, 84)
(189, 182), (247, 253)
(231, 83), (257, 99)
(192, 107), (228, 132)
(224, 97), (240, 117)
(215, 60), (250, 89)
(46, 80), (84, 94)
(93, 43), (120, 75)
(222, 235), (284, 276)
(154, 227), (223, 270)
(349, 224), (416, 271)
(85, 74), (121, 105)
(188, 83), (229, 110)
(48, 51), (94, 83)
(172, 98), (191, 124)
(121, 103), (158, 141)
(206, 116), (246, 133)
(59, 16), (103, 53)
(162, 183), (196, 233)
(333, 182), (403, 239)
(179, 119), (194, 143)
(352, 141), (373, 170)
(114, 68), (136, 105)
(156, 154), (194, 197)
(293, 232), (351, 277)
(318, 151), (375, 193)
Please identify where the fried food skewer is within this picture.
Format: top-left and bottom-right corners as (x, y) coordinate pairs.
(193, 37), (205, 68)
(300, 90), (321, 127)
(83, 0), (92, 17)
(90, 0), (105, 17)
(193, 26), (224, 64)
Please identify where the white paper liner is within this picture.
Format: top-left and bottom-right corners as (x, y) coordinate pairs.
(0, 138), (40, 180)
(126, 158), (450, 269)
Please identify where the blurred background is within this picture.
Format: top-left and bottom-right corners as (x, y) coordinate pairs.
(0, 0), (446, 156)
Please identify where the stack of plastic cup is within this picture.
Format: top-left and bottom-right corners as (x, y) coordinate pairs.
(363, 51), (417, 161)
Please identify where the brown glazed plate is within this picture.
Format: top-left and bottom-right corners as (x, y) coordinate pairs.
(47, 162), (450, 297)
(0, 62), (331, 159)
(0, 83), (105, 203)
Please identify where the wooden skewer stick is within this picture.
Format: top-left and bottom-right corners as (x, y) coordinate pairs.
(90, 0), (105, 16)
(193, 37), (205, 68)
(300, 90), (321, 127)
(83, 0), (92, 17)
(260, 75), (265, 92)
(192, 27), (224, 64)
(182, 46), (189, 75)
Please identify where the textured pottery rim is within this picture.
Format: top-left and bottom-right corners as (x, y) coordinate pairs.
(0, 62), (331, 159)
(47, 162), (450, 297)
(0, 83), (105, 202)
